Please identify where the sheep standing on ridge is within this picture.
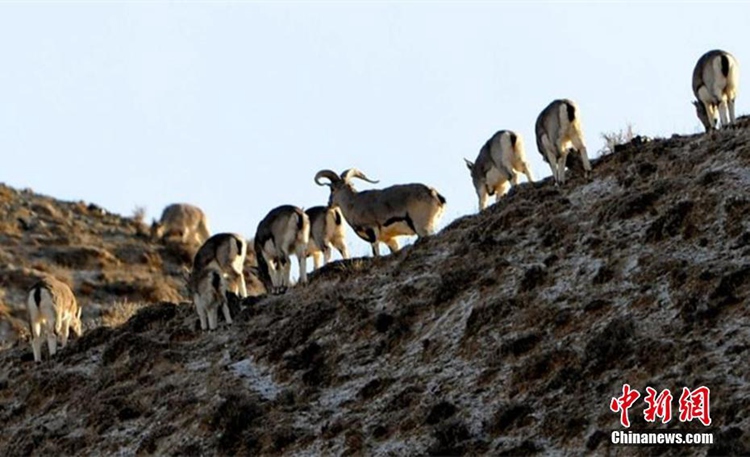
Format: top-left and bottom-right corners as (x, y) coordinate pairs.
(27, 277), (82, 362)
(191, 233), (248, 298)
(305, 206), (349, 269)
(535, 99), (591, 185)
(315, 168), (446, 256)
(693, 49), (739, 132)
(254, 205), (310, 295)
(151, 203), (211, 245)
(191, 266), (231, 331)
(465, 130), (534, 210)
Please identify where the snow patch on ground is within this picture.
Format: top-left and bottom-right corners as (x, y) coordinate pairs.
(229, 357), (282, 401)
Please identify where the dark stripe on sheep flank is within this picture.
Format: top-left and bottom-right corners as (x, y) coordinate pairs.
(33, 284), (41, 305)
(721, 54), (730, 78)
(384, 214), (417, 233)
(565, 101), (576, 122)
(211, 270), (222, 290)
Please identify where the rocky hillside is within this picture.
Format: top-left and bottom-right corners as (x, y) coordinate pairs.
(0, 189), (261, 349)
(2, 119), (750, 456)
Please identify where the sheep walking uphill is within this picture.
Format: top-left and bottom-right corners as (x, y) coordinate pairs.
(465, 129), (534, 210)
(254, 205), (310, 295)
(305, 205), (350, 269)
(315, 168), (446, 256)
(693, 49), (739, 132)
(535, 99), (591, 186)
(27, 277), (82, 362)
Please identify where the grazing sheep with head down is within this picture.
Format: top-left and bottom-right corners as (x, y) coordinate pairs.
(535, 98), (591, 185)
(465, 129), (534, 210)
(693, 49), (739, 132)
(27, 277), (82, 362)
(151, 203), (211, 245)
(254, 205), (310, 294)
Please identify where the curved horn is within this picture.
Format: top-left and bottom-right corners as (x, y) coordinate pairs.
(315, 169), (340, 186)
(341, 168), (380, 184)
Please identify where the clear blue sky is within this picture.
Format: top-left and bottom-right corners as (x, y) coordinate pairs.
(1, 2), (747, 259)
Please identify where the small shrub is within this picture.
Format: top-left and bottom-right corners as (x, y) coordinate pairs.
(599, 124), (636, 156)
(131, 206), (147, 224)
(101, 300), (150, 328)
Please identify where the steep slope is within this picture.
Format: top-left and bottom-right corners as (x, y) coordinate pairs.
(0, 188), (265, 350)
(2, 119), (750, 456)
(0, 188), (193, 348)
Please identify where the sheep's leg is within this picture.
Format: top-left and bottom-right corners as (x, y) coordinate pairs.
(371, 242), (381, 257)
(323, 245), (332, 265)
(283, 256), (293, 291)
(570, 135), (592, 178)
(268, 259), (279, 294)
(233, 266), (248, 298)
(46, 330), (57, 357)
(498, 180), (511, 197)
(510, 170), (519, 186)
(718, 99), (730, 128)
(729, 98), (736, 125)
(296, 249), (308, 284)
(221, 299), (233, 325)
(275, 259), (285, 293)
(60, 319), (70, 348)
(312, 252), (322, 270)
(207, 305), (218, 331)
(708, 104), (719, 130)
(31, 321), (43, 362)
(385, 238), (400, 253)
(541, 134), (560, 184)
(335, 240), (350, 260)
(556, 154), (568, 185)
(195, 295), (208, 331)
(518, 161), (534, 183)
(478, 187), (489, 211)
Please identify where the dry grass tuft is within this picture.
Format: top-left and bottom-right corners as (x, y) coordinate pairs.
(599, 123), (636, 156)
(101, 300), (150, 328)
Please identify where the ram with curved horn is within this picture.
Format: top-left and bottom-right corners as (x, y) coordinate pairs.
(315, 168), (446, 256)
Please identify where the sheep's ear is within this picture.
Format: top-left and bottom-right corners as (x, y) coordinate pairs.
(464, 158), (474, 170)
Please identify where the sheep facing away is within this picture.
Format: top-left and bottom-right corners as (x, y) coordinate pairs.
(305, 205), (349, 269)
(190, 266), (232, 331)
(693, 49), (740, 132)
(314, 168), (446, 256)
(535, 98), (592, 185)
(27, 276), (82, 362)
(465, 129), (534, 210)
